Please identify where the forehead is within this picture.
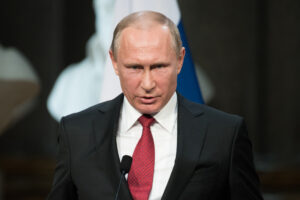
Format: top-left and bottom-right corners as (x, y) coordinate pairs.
(119, 25), (173, 52)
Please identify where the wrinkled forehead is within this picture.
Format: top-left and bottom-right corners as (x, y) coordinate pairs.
(117, 23), (175, 55)
(120, 26), (172, 53)
(123, 23), (170, 40)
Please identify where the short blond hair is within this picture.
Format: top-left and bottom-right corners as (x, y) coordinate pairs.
(110, 11), (182, 59)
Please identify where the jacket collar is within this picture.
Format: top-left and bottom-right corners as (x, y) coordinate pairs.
(162, 93), (207, 200)
(94, 94), (133, 199)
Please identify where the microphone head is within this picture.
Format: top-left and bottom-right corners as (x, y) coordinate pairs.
(120, 155), (132, 174)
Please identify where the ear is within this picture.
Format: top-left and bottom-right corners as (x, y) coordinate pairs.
(177, 47), (185, 74)
(109, 50), (119, 76)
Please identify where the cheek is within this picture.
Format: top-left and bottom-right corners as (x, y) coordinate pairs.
(119, 74), (140, 92)
(158, 68), (178, 82)
(155, 70), (178, 90)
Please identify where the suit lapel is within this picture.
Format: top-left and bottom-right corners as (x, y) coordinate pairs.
(93, 94), (133, 200)
(162, 94), (208, 200)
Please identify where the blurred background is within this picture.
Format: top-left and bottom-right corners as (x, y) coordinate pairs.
(0, 0), (299, 199)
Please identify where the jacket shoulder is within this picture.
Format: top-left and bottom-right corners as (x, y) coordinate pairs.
(178, 94), (243, 125)
(62, 94), (123, 124)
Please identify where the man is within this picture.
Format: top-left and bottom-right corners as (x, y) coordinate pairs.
(47, 11), (263, 200)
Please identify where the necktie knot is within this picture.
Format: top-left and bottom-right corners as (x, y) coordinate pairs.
(138, 114), (155, 128)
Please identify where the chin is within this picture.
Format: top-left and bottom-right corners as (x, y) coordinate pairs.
(137, 105), (160, 115)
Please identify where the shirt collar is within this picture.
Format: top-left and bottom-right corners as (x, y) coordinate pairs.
(153, 93), (177, 133)
(120, 93), (178, 133)
(120, 97), (141, 132)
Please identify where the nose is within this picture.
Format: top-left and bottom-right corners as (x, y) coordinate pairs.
(141, 70), (155, 92)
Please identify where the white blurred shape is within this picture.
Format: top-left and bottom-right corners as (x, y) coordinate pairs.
(194, 63), (215, 103)
(0, 44), (40, 134)
(47, 0), (115, 121)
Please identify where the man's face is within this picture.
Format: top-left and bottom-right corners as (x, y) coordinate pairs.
(110, 24), (185, 115)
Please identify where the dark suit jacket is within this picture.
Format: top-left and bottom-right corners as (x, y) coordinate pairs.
(47, 93), (263, 200)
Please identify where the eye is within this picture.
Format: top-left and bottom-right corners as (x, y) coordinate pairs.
(131, 66), (141, 70)
(126, 65), (143, 70)
(151, 64), (167, 70)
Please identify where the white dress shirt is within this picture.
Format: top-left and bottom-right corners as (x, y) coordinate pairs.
(116, 93), (178, 200)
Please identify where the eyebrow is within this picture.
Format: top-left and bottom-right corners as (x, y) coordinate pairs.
(124, 63), (144, 68)
(124, 62), (170, 68)
(150, 63), (169, 68)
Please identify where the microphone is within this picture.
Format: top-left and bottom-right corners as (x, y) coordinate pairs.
(120, 155), (132, 174)
(114, 155), (132, 200)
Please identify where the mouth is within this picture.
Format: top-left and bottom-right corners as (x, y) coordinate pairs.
(140, 96), (157, 104)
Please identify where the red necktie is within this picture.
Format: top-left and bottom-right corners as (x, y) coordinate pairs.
(128, 115), (155, 200)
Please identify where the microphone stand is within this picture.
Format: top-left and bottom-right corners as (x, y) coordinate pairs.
(114, 155), (132, 200)
(114, 170), (126, 200)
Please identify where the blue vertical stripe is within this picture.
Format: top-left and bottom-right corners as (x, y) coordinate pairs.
(176, 20), (204, 104)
